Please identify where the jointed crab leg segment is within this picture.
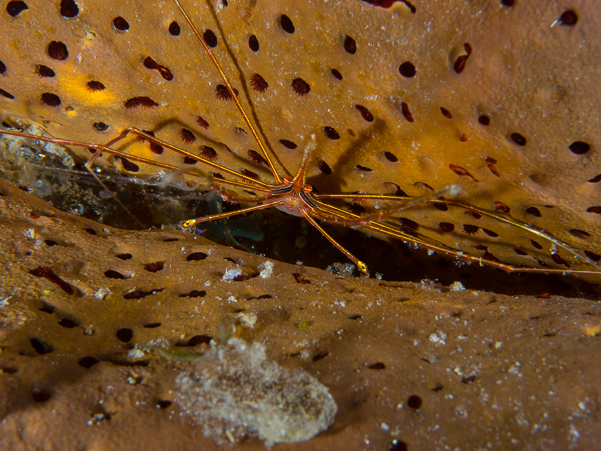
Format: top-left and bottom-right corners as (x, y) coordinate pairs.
(306, 200), (497, 273)
(300, 209), (369, 275)
(316, 192), (579, 258)
(315, 186), (461, 227)
(0, 129), (183, 171)
(213, 178), (271, 193)
(302, 195), (600, 275)
(0, 128), (268, 188)
(90, 127), (271, 188)
(361, 219), (601, 275)
(305, 201), (449, 260)
(437, 200), (579, 257)
(215, 192), (276, 204)
(182, 199), (283, 227)
(81, 150), (146, 228)
(173, 0), (282, 184)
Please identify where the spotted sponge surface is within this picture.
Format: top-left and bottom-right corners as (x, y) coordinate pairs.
(1, 180), (601, 449)
(0, 1), (600, 273)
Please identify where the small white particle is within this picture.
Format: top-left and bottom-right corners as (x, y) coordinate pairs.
(508, 362), (521, 376)
(237, 312), (257, 328)
(568, 424), (580, 442)
(429, 331), (447, 345)
(258, 261), (274, 278)
(94, 288), (110, 300)
(127, 349), (146, 360)
(449, 281), (465, 292)
(222, 268), (242, 280)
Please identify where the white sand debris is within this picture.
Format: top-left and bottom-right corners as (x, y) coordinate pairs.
(258, 260), (275, 278)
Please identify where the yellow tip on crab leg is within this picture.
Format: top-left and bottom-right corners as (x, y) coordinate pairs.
(300, 210), (369, 275)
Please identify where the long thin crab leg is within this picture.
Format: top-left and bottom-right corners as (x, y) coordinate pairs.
(212, 178), (271, 193)
(86, 127), (272, 188)
(181, 199), (283, 227)
(315, 192), (580, 258)
(214, 192), (277, 204)
(315, 186), (461, 226)
(300, 209), (369, 275)
(315, 201), (599, 275)
(81, 151), (146, 228)
(1, 127), (274, 197)
(314, 204), (601, 275)
(436, 199), (580, 256)
(304, 199), (458, 257)
(0, 128), (266, 187)
(300, 193), (600, 275)
(362, 220), (601, 275)
(0, 129), (180, 171)
(173, 0), (282, 184)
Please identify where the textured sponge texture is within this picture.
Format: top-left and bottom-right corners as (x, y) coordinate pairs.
(0, 1), (600, 272)
(0, 179), (600, 449)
